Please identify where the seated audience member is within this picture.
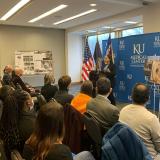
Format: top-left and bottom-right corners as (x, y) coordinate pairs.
(0, 85), (14, 103)
(15, 90), (36, 149)
(2, 65), (13, 86)
(54, 75), (74, 106)
(71, 80), (93, 114)
(86, 77), (119, 135)
(0, 93), (22, 160)
(119, 83), (160, 160)
(23, 101), (73, 160)
(12, 68), (31, 93)
(0, 85), (14, 119)
(41, 72), (58, 102)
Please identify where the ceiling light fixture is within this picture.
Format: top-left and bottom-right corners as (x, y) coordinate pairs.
(0, 0), (31, 21)
(29, 4), (68, 23)
(54, 9), (97, 25)
(90, 4), (97, 7)
(125, 21), (137, 24)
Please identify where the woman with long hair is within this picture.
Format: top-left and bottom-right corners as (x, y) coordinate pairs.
(23, 101), (73, 160)
(0, 93), (21, 160)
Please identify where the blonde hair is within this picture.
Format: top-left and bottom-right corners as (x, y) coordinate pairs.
(44, 73), (55, 85)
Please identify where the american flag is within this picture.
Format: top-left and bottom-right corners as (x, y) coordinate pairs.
(82, 38), (94, 81)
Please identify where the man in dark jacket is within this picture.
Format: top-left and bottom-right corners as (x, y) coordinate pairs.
(54, 75), (74, 106)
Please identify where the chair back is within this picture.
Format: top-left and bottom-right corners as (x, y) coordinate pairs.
(101, 122), (153, 160)
(83, 112), (102, 159)
(63, 103), (84, 153)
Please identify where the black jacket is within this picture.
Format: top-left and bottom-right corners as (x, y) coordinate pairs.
(41, 84), (58, 102)
(18, 111), (36, 149)
(54, 90), (74, 106)
(12, 75), (30, 93)
(102, 63), (116, 88)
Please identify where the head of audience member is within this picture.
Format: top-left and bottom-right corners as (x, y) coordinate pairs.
(58, 75), (71, 91)
(131, 83), (149, 106)
(3, 65), (13, 74)
(14, 90), (34, 112)
(96, 77), (112, 96)
(0, 85), (14, 102)
(80, 80), (93, 97)
(26, 101), (64, 160)
(15, 68), (23, 77)
(44, 72), (55, 85)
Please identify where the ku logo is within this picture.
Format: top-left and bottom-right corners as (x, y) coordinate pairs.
(128, 95), (132, 101)
(119, 40), (125, 49)
(120, 40), (124, 45)
(120, 81), (124, 85)
(120, 60), (124, 65)
(155, 36), (160, 42)
(133, 43), (145, 55)
(127, 74), (132, 79)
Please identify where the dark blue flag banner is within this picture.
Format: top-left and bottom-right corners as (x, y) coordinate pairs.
(102, 32), (160, 111)
(94, 38), (102, 71)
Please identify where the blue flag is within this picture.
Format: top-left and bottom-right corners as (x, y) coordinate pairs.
(93, 39), (102, 70)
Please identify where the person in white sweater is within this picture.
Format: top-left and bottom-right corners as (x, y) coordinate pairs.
(119, 83), (160, 160)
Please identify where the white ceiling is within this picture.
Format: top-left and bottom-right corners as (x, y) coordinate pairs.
(0, 0), (159, 29)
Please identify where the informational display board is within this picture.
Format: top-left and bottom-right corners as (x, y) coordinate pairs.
(102, 32), (160, 111)
(15, 50), (53, 75)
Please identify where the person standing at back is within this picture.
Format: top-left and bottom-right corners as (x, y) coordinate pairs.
(54, 75), (74, 106)
(102, 55), (116, 105)
(41, 73), (58, 102)
(119, 83), (160, 160)
(86, 77), (119, 135)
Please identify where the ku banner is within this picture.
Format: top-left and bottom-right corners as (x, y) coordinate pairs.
(102, 32), (160, 111)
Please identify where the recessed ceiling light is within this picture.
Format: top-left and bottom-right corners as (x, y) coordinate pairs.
(0, 0), (31, 21)
(54, 9), (97, 25)
(125, 21), (137, 24)
(90, 4), (97, 7)
(29, 4), (68, 23)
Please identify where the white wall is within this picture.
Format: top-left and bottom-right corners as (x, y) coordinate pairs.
(66, 32), (82, 82)
(0, 25), (65, 85)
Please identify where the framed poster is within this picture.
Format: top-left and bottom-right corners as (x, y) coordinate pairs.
(15, 50), (53, 75)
